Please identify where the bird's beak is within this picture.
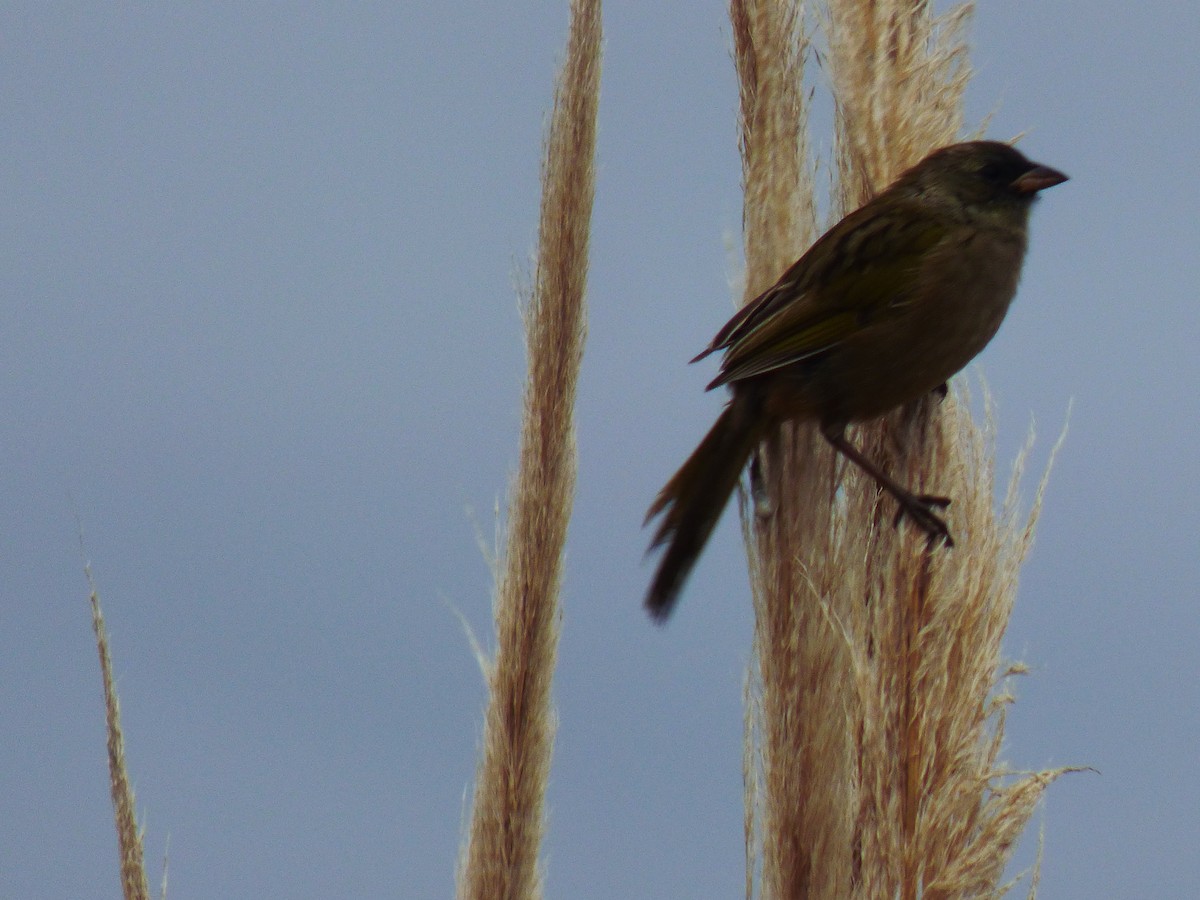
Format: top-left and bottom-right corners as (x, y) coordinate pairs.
(1011, 165), (1069, 195)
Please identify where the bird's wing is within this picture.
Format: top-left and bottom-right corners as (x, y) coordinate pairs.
(705, 206), (949, 390)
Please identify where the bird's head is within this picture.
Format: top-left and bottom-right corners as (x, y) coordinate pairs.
(902, 140), (1068, 216)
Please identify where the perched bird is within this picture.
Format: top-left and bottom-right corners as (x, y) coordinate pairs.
(644, 140), (1067, 621)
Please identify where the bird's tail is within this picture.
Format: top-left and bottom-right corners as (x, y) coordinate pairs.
(644, 398), (767, 621)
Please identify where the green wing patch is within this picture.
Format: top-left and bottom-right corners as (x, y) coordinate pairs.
(708, 210), (948, 389)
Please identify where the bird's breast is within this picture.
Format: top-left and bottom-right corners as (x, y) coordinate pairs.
(814, 226), (1028, 423)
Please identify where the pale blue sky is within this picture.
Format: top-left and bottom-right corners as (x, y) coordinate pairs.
(3, 3), (1198, 897)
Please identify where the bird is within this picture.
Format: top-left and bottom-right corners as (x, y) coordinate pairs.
(644, 140), (1067, 621)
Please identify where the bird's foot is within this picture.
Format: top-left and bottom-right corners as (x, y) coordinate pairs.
(892, 494), (954, 547)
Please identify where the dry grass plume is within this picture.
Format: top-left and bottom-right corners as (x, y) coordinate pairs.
(734, 1), (1071, 898)
(455, 2), (601, 898)
(85, 561), (152, 900)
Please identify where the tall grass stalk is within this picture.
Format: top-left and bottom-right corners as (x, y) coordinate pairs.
(736, 2), (1068, 897)
(455, 2), (600, 898)
(86, 562), (152, 900)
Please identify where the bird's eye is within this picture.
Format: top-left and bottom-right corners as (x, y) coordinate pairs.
(978, 162), (1004, 182)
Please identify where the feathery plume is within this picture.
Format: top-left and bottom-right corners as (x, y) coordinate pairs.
(735, 2), (1068, 897)
(456, 2), (601, 898)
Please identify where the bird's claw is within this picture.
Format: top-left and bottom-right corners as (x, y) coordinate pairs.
(892, 494), (954, 547)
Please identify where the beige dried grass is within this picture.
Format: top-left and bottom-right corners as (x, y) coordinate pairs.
(455, 2), (600, 898)
(85, 561), (152, 900)
(734, 1), (1070, 898)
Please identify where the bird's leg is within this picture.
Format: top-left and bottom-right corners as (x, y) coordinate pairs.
(820, 423), (954, 547)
